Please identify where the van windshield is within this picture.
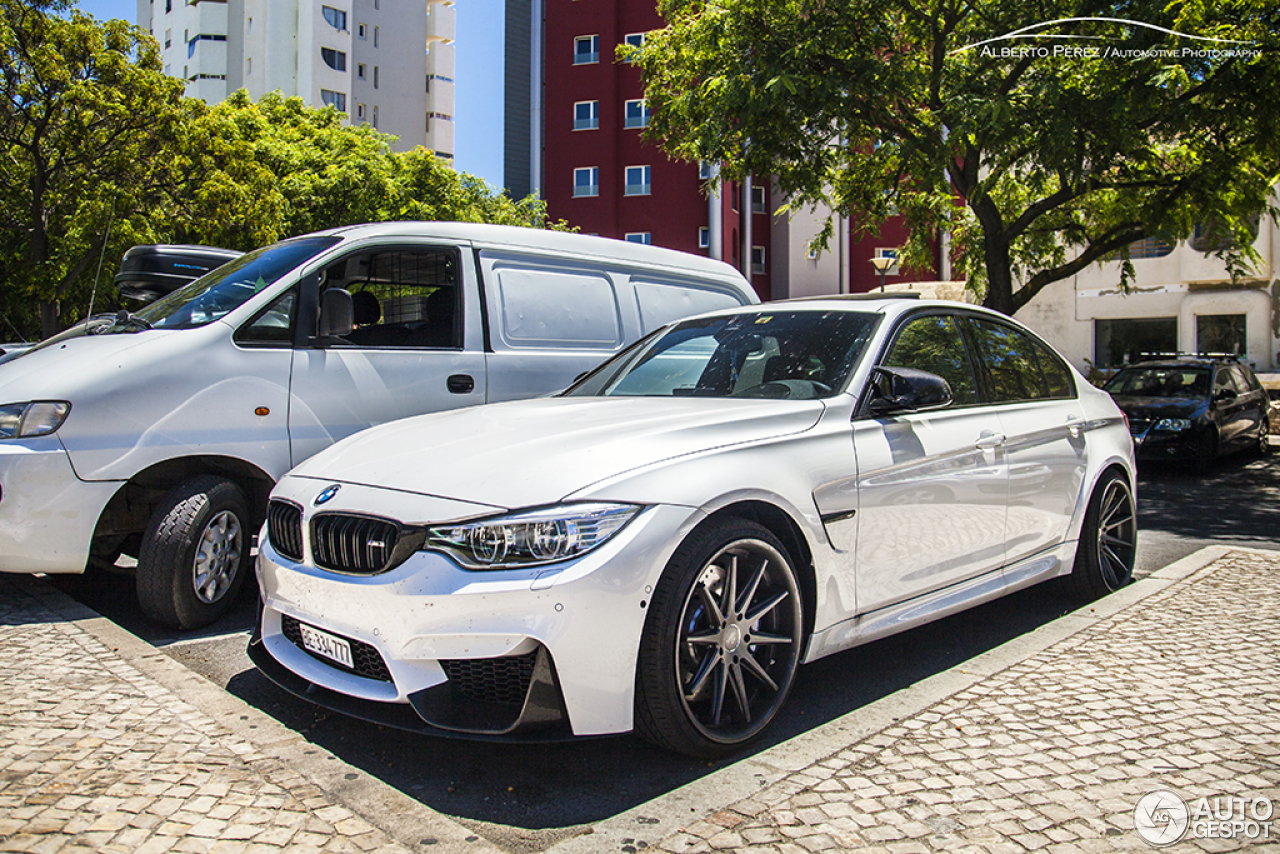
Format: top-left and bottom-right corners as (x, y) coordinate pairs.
(94, 236), (340, 334)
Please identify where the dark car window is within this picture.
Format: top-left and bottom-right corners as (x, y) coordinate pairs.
(324, 247), (459, 349)
(1228, 365), (1256, 394)
(967, 319), (1051, 403)
(882, 314), (979, 406)
(235, 288), (297, 346)
(1105, 367), (1210, 397)
(1032, 338), (1076, 398)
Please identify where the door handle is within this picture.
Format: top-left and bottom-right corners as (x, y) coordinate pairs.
(447, 374), (475, 394)
(1066, 415), (1085, 437)
(975, 433), (1006, 450)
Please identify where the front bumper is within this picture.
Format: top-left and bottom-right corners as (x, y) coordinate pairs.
(0, 438), (120, 574)
(1131, 426), (1202, 461)
(254, 483), (701, 739)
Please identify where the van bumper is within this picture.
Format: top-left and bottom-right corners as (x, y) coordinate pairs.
(0, 438), (120, 574)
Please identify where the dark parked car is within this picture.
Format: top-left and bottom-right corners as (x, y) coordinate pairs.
(1104, 358), (1271, 472)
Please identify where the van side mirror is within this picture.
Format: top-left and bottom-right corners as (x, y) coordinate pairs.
(867, 366), (953, 415)
(315, 288), (353, 346)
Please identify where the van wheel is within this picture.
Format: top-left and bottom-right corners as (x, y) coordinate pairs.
(1067, 472), (1136, 601)
(634, 518), (804, 758)
(137, 476), (250, 630)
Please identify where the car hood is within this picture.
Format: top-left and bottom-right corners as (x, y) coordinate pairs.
(289, 395), (827, 509)
(1109, 395), (1207, 419)
(0, 329), (174, 398)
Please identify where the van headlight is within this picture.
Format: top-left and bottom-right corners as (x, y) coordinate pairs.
(0, 402), (71, 439)
(426, 503), (641, 569)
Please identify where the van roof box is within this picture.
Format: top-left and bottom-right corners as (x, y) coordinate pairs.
(115, 244), (243, 303)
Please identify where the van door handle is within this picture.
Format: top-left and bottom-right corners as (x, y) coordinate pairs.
(447, 374), (475, 394)
(975, 433), (1006, 450)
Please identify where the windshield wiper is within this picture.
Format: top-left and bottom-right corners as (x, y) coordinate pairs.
(93, 309), (152, 334)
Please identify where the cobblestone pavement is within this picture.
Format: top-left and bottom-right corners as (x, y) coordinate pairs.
(0, 576), (497, 854)
(640, 549), (1280, 854)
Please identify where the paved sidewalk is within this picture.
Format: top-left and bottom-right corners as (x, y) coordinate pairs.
(2, 547), (1278, 854)
(548, 547), (1280, 854)
(0, 575), (500, 854)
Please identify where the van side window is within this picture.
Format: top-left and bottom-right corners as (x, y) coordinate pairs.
(882, 314), (980, 406)
(234, 288), (297, 346)
(328, 248), (459, 348)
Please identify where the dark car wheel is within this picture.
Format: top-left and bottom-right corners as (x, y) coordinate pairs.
(137, 476), (251, 630)
(1254, 418), (1271, 457)
(1068, 471), (1137, 601)
(635, 518), (804, 758)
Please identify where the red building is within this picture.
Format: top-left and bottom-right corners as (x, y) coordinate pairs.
(507, 0), (947, 301)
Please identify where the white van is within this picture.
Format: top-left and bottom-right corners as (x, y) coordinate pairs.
(0, 222), (757, 628)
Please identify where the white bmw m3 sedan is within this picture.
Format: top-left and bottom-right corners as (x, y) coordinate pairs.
(251, 297), (1137, 757)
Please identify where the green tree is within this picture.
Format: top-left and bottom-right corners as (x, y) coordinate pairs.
(0, 0), (188, 337)
(635, 0), (1280, 313)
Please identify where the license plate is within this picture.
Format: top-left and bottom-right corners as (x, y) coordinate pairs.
(298, 622), (354, 669)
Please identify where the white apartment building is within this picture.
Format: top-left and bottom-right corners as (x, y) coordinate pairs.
(137, 0), (455, 156)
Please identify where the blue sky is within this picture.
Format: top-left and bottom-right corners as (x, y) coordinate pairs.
(74, 0), (507, 190)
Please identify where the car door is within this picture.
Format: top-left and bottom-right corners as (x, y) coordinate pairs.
(1211, 365), (1251, 449)
(850, 311), (1009, 613)
(287, 242), (487, 467)
(964, 317), (1087, 568)
(1226, 364), (1264, 449)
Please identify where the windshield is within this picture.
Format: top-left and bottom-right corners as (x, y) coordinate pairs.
(91, 236), (340, 335)
(564, 309), (880, 400)
(1105, 366), (1211, 398)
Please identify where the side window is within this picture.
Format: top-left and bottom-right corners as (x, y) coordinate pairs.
(1031, 338), (1076, 399)
(326, 248), (459, 348)
(1228, 365), (1255, 393)
(234, 288), (297, 346)
(1214, 367), (1235, 394)
(882, 314), (979, 406)
(968, 319), (1049, 403)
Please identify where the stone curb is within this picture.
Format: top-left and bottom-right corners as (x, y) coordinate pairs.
(540, 544), (1248, 854)
(11, 575), (503, 854)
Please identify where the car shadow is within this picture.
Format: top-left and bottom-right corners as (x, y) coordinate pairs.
(223, 581), (1077, 836)
(1136, 452), (1280, 544)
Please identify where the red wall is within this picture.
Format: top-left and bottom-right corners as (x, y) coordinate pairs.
(542, 0), (771, 300)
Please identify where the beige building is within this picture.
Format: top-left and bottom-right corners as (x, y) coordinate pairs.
(137, 0), (455, 156)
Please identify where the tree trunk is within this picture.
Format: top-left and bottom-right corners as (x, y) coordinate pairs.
(39, 300), (59, 340)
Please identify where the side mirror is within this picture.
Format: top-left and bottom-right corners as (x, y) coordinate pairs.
(315, 288), (353, 346)
(867, 366), (953, 415)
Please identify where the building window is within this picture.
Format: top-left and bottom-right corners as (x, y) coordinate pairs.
(322, 6), (347, 31)
(374, 66), (379, 88)
(372, 105), (378, 128)
(751, 245), (766, 274)
(622, 32), (646, 62)
(321, 48), (347, 72)
(573, 167), (599, 198)
(625, 232), (652, 245)
(751, 185), (767, 214)
(1104, 236), (1175, 260)
(573, 100), (599, 131)
(187, 33), (226, 59)
(164, 28), (171, 48)
(321, 89), (347, 112)
(357, 103), (366, 120)
(1094, 317), (1177, 368)
(1191, 218), (1260, 253)
(699, 160), (712, 180)
(698, 227), (710, 249)
(1197, 314), (1247, 357)
(165, 0), (171, 11)
(358, 22), (367, 39)
(574, 34), (599, 64)
(624, 99), (650, 129)
(624, 165), (651, 196)
(731, 184), (739, 212)
(373, 26), (379, 47)
(357, 63), (366, 80)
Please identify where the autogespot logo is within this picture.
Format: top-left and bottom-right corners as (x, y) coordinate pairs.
(1134, 791), (1190, 846)
(313, 484), (341, 506)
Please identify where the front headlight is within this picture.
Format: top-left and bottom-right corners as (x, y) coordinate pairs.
(1154, 418), (1192, 432)
(0, 401), (70, 439)
(426, 502), (642, 570)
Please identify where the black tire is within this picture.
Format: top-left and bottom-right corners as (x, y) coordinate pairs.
(137, 476), (251, 630)
(634, 518), (804, 758)
(1253, 417), (1271, 457)
(1067, 471), (1136, 601)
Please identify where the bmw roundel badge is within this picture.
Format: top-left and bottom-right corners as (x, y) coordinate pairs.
(314, 484), (341, 506)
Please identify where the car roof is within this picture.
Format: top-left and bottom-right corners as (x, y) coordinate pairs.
(1120, 358), (1242, 370)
